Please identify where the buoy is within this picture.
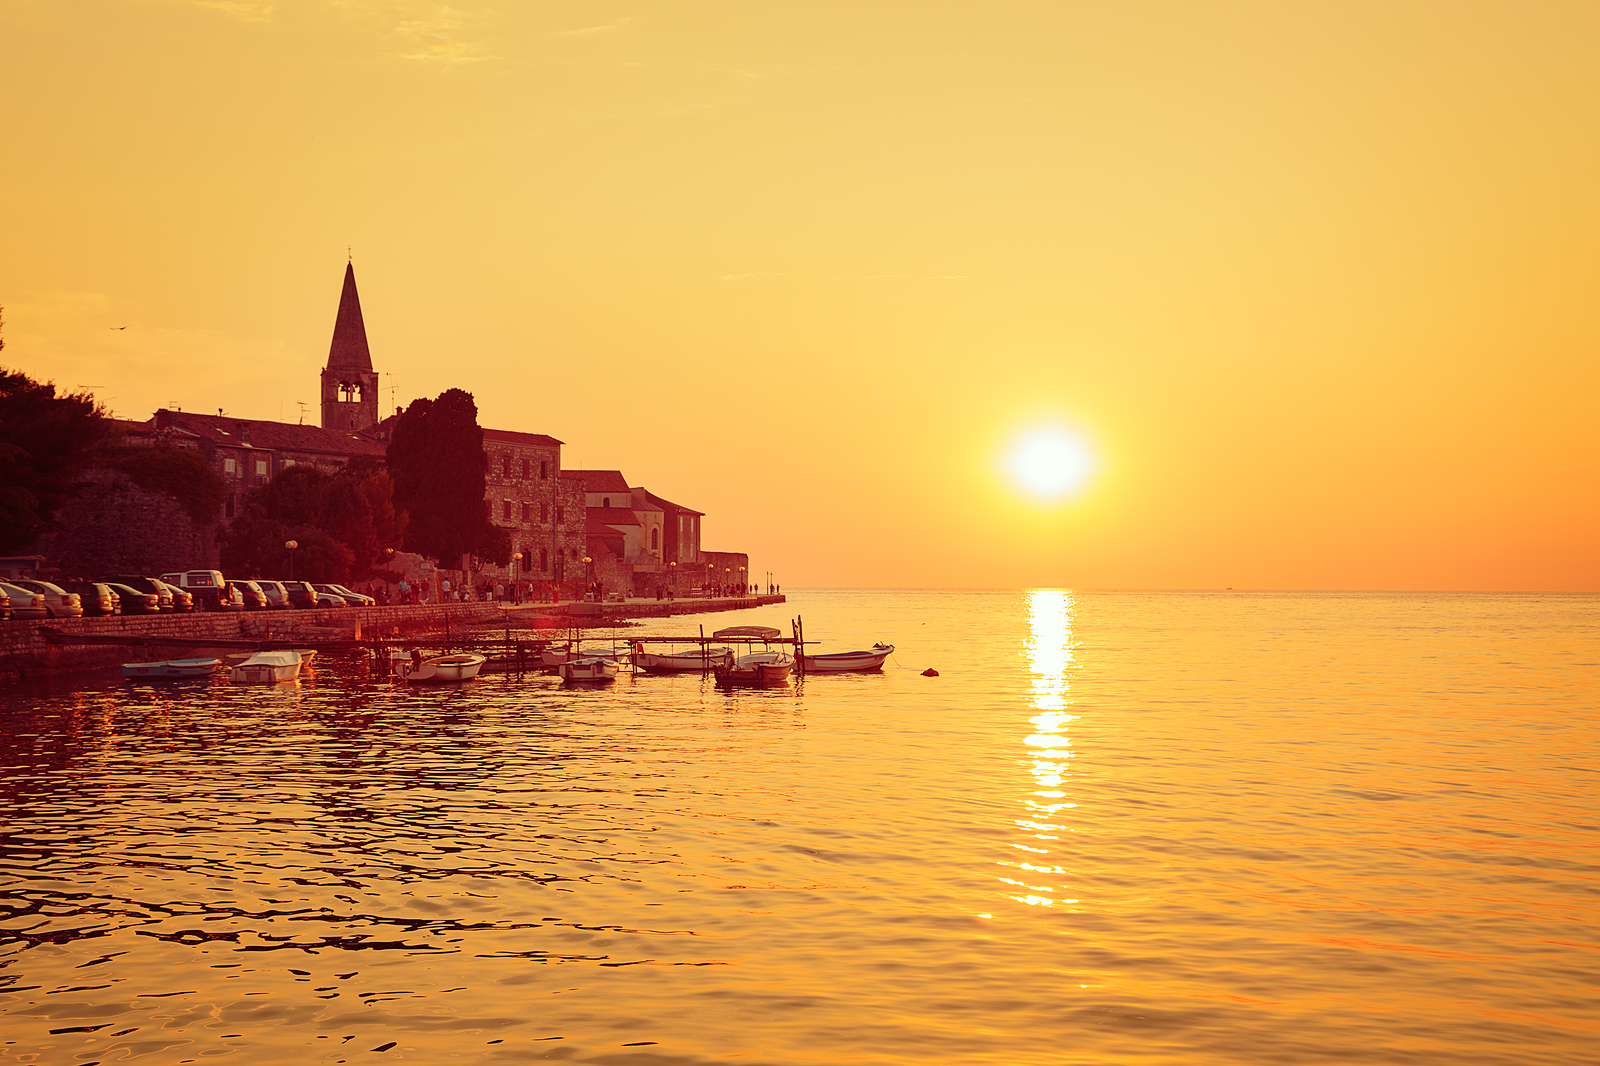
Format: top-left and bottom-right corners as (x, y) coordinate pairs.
(922, 668), (939, 677)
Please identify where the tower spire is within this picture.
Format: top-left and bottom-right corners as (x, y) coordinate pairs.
(326, 261), (372, 370)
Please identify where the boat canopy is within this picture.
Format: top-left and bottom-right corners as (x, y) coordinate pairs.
(712, 626), (782, 640)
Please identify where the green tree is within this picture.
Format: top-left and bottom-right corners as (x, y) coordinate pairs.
(0, 358), (111, 552)
(387, 388), (498, 565)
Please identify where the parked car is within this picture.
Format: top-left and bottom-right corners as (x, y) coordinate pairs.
(316, 583), (373, 607)
(237, 580), (270, 610)
(103, 583), (161, 615)
(159, 570), (239, 611)
(0, 585), (10, 621)
(0, 582), (50, 620)
(162, 583), (194, 612)
(114, 576), (175, 613)
(256, 580), (293, 609)
(280, 580), (340, 609)
(59, 581), (119, 617)
(11, 580), (83, 619)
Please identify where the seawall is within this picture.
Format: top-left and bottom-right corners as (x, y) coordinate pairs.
(0, 595), (786, 682)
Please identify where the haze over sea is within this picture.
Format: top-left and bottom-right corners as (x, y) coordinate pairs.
(0, 589), (1594, 1065)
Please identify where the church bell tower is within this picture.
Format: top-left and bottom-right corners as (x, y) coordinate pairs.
(321, 261), (380, 432)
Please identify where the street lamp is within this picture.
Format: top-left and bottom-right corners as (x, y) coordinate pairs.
(285, 539), (298, 580)
(513, 551), (522, 603)
(583, 555), (593, 600)
(739, 566), (746, 595)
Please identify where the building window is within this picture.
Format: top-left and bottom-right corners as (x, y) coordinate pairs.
(225, 494), (235, 518)
(540, 461), (548, 479)
(255, 459), (268, 477)
(223, 457), (236, 475)
(602, 497), (610, 508)
(521, 458), (530, 479)
(540, 502), (548, 522)
(556, 506), (564, 523)
(651, 528), (659, 550)
(502, 456), (512, 478)
(521, 501), (531, 522)
(502, 500), (513, 521)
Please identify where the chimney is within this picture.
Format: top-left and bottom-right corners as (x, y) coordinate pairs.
(156, 409), (172, 431)
(238, 421), (251, 446)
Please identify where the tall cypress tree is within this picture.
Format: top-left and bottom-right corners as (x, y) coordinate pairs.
(386, 388), (492, 565)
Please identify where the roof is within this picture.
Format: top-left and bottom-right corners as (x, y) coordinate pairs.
(483, 427), (564, 448)
(587, 507), (640, 527)
(566, 469), (630, 493)
(640, 488), (703, 517)
(326, 262), (373, 370)
(151, 410), (387, 458)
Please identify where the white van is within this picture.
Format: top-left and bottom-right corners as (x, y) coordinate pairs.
(161, 570), (240, 611)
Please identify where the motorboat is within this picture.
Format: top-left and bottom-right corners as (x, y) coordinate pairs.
(122, 657), (222, 680)
(230, 650), (302, 684)
(631, 642), (734, 673)
(405, 652), (487, 684)
(800, 644), (895, 673)
(295, 649), (318, 665)
(714, 649), (794, 686)
(559, 657), (619, 683)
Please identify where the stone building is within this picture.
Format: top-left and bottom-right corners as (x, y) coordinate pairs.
(321, 261), (380, 433)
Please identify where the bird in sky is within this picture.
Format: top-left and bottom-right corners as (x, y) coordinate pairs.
(109, 325), (126, 330)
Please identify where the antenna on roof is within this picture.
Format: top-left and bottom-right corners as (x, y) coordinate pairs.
(296, 401), (310, 425)
(384, 372), (397, 414)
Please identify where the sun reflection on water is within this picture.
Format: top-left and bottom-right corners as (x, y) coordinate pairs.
(998, 589), (1081, 908)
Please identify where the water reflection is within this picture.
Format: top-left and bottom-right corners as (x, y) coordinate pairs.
(998, 590), (1080, 908)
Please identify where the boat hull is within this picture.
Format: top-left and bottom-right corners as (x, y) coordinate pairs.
(407, 653), (487, 683)
(559, 659), (618, 683)
(632, 644), (734, 673)
(714, 651), (795, 686)
(164, 658), (221, 678)
(800, 645), (894, 673)
(121, 661), (168, 680)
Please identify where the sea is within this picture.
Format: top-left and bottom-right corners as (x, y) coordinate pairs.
(0, 589), (1595, 1065)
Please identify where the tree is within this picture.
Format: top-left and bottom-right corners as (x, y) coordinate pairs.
(0, 359), (111, 552)
(219, 460), (405, 582)
(386, 388), (498, 565)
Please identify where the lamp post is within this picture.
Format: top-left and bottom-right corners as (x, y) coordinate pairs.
(285, 539), (298, 580)
(668, 560), (676, 597)
(583, 555), (593, 601)
(739, 566), (746, 596)
(513, 551), (522, 604)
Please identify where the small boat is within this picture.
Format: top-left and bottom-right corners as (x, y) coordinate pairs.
(122, 657), (222, 680)
(230, 650), (302, 684)
(714, 650), (794, 686)
(559, 657), (618, 683)
(406, 653), (487, 684)
(542, 644), (629, 669)
(631, 642), (734, 673)
(164, 657), (222, 678)
(800, 644), (894, 673)
(712, 625), (783, 641)
(294, 649), (318, 665)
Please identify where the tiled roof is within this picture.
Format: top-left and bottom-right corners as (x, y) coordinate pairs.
(641, 489), (703, 517)
(588, 507), (640, 526)
(326, 262), (373, 370)
(483, 427), (564, 448)
(151, 411), (387, 457)
(566, 469), (630, 493)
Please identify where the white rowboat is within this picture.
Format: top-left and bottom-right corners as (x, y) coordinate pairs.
(631, 643), (734, 673)
(800, 644), (894, 673)
(123, 657), (224, 680)
(406, 653), (487, 684)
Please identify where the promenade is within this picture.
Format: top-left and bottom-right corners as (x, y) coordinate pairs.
(0, 594), (787, 681)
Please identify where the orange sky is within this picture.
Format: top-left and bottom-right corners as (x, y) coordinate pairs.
(3, 1), (1596, 590)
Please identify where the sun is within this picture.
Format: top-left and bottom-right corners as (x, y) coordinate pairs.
(1003, 426), (1094, 502)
